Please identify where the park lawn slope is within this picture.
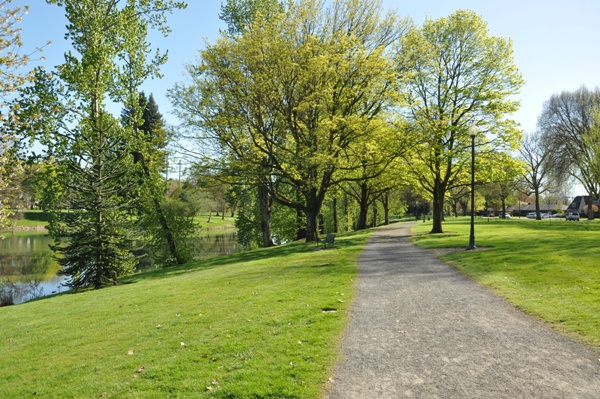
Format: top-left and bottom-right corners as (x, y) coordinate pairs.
(412, 218), (600, 350)
(0, 230), (370, 399)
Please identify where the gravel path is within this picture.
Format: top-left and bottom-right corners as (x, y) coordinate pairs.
(326, 222), (600, 398)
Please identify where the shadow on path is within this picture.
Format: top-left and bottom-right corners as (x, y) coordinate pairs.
(326, 223), (600, 398)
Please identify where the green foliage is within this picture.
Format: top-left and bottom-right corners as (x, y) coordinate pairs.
(138, 195), (196, 266)
(50, 210), (137, 289)
(123, 91), (194, 266)
(232, 185), (262, 249)
(172, 0), (409, 242)
(412, 218), (600, 348)
(232, 184), (297, 248)
(47, 115), (140, 289)
(219, 0), (283, 36)
(0, 229), (371, 398)
(397, 10), (524, 233)
(179, 5), (526, 238)
(0, 1), (43, 231)
(12, 1), (187, 287)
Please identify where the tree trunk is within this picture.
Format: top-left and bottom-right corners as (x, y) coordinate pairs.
(305, 208), (319, 242)
(356, 183), (369, 230)
(343, 193), (349, 232)
(295, 207), (306, 240)
(333, 197), (338, 233)
(258, 182), (274, 247)
(430, 179), (445, 233)
(460, 200), (468, 216)
(534, 188), (541, 220)
(587, 196), (595, 220)
(382, 192), (390, 225)
(318, 213), (325, 235)
(372, 205), (378, 227)
(140, 156), (183, 264)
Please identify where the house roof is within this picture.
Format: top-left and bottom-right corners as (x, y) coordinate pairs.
(567, 195), (600, 211)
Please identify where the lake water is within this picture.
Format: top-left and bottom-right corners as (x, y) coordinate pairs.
(0, 231), (239, 305)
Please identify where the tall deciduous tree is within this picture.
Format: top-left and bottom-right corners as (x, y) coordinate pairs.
(172, 0), (409, 242)
(539, 86), (600, 217)
(17, 0), (185, 289)
(338, 123), (407, 230)
(397, 10), (524, 233)
(122, 92), (192, 265)
(519, 131), (556, 220)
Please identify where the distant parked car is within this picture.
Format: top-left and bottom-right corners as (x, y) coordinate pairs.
(498, 212), (511, 219)
(567, 212), (580, 221)
(527, 212), (537, 219)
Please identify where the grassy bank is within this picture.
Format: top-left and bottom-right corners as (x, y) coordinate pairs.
(412, 217), (600, 349)
(0, 230), (370, 398)
(7, 211), (236, 231)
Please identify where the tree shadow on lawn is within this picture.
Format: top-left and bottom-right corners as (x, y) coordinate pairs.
(122, 230), (370, 284)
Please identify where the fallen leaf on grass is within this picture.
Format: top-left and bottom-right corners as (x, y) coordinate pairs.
(136, 367), (145, 373)
(127, 350), (134, 355)
(180, 342), (186, 347)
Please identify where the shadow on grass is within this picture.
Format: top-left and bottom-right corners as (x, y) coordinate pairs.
(122, 229), (371, 284)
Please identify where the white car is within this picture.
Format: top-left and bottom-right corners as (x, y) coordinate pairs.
(567, 212), (580, 221)
(527, 212), (537, 219)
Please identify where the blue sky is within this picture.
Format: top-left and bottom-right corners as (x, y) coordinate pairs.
(15, 1), (600, 159)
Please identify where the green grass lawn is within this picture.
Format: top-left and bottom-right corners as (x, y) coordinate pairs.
(9, 210), (50, 227)
(195, 214), (236, 233)
(0, 230), (370, 398)
(412, 217), (600, 349)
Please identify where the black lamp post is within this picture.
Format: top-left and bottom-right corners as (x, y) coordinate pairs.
(467, 124), (478, 250)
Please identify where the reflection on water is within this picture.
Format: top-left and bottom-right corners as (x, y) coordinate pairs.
(190, 232), (239, 260)
(0, 231), (239, 305)
(0, 233), (68, 305)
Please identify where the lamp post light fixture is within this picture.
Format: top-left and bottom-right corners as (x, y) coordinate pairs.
(467, 124), (478, 250)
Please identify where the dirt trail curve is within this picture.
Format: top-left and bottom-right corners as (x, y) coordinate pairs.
(326, 222), (600, 398)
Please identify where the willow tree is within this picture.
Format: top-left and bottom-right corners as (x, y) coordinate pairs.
(17, 0), (185, 289)
(172, 0), (409, 242)
(397, 10), (524, 233)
